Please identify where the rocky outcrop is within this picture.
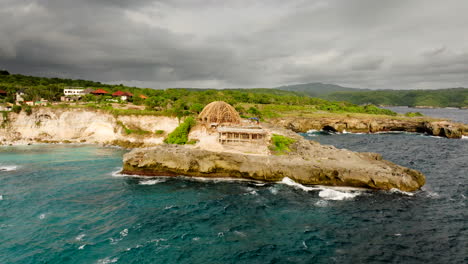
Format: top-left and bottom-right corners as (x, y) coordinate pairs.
(122, 136), (426, 192)
(269, 116), (467, 139)
(0, 108), (178, 146)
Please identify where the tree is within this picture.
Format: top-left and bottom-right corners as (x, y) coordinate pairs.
(247, 106), (262, 117)
(0, 70), (9, 75)
(189, 103), (204, 114)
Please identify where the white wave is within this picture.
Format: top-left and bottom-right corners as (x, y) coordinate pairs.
(76, 234), (86, 241)
(318, 188), (360, 200)
(269, 187), (278, 195)
(280, 177), (363, 200)
(120, 228), (128, 237)
(0, 195), (3, 200)
(280, 177), (321, 192)
(462, 135), (468, 140)
(423, 190), (440, 198)
(315, 200), (329, 207)
(110, 167), (131, 177)
(389, 188), (415, 196)
(139, 179), (166, 185)
(126, 244), (143, 251)
(306, 129), (319, 133)
(0, 165), (18, 171)
(78, 244), (86, 250)
(97, 257), (118, 264)
(39, 213), (46, 219)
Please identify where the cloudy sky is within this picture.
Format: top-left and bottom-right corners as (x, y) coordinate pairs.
(1, 0), (468, 89)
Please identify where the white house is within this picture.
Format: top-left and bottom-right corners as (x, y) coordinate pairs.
(64, 88), (85, 96)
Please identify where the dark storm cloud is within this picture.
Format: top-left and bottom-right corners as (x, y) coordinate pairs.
(1, 0), (468, 89)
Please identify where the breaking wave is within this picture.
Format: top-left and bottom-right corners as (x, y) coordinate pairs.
(280, 177), (362, 200)
(139, 179), (166, 185)
(0, 165), (18, 172)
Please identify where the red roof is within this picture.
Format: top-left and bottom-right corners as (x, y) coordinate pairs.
(139, 94), (148, 99)
(0, 89), (6, 95)
(112, 91), (126, 96)
(91, 89), (109, 95)
(112, 91), (133, 97)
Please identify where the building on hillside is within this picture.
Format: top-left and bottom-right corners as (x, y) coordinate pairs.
(62, 87), (85, 101)
(35, 100), (48, 106)
(0, 103), (13, 111)
(64, 88), (85, 96)
(16, 89), (25, 103)
(91, 89), (109, 95)
(0, 89), (7, 97)
(83, 88), (94, 94)
(112, 91), (133, 101)
(139, 94), (148, 100)
(198, 101), (268, 145)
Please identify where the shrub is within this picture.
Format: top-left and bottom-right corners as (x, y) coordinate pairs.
(405, 112), (424, 117)
(247, 106), (262, 117)
(269, 134), (296, 155)
(164, 117), (196, 144)
(24, 105), (32, 115)
(12, 105), (21, 113)
(155, 130), (165, 135)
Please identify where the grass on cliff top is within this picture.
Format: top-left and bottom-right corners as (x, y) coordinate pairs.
(164, 117), (196, 144)
(269, 134), (296, 155)
(238, 103), (443, 122)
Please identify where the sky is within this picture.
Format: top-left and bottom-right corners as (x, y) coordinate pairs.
(1, 0), (468, 89)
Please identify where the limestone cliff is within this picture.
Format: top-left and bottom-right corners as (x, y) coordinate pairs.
(0, 108), (178, 146)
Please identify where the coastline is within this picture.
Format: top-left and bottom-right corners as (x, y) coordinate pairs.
(1, 107), (467, 147)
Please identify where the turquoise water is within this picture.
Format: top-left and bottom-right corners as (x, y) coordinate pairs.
(0, 136), (467, 263)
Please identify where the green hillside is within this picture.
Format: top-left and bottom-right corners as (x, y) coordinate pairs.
(0, 72), (396, 116)
(325, 88), (468, 108)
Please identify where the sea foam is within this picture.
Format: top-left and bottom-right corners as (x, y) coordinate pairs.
(0, 165), (18, 172)
(281, 177), (362, 200)
(139, 179), (166, 185)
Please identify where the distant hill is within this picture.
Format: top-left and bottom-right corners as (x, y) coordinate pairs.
(275, 82), (468, 108)
(324, 88), (468, 108)
(275, 83), (367, 97)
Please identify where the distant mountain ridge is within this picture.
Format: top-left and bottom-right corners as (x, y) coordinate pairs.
(275, 82), (468, 108)
(275, 82), (367, 97)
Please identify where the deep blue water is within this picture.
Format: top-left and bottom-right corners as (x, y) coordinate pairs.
(0, 135), (467, 264)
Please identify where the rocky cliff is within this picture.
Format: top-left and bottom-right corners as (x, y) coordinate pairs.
(269, 116), (467, 139)
(122, 135), (426, 192)
(0, 108), (178, 146)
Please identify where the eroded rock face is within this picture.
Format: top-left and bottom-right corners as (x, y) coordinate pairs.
(270, 117), (466, 139)
(0, 108), (179, 146)
(122, 137), (426, 192)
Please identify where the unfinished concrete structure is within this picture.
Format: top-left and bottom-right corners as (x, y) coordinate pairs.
(217, 126), (267, 144)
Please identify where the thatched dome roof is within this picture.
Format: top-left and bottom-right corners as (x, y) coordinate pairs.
(198, 101), (241, 124)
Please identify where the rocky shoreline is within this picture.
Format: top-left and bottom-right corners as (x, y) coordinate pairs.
(0, 108), (466, 146)
(269, 116), (468, 139)
(122, 134), (426, 192)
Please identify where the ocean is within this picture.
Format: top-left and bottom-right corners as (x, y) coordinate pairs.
(0, 133), (467, 263)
